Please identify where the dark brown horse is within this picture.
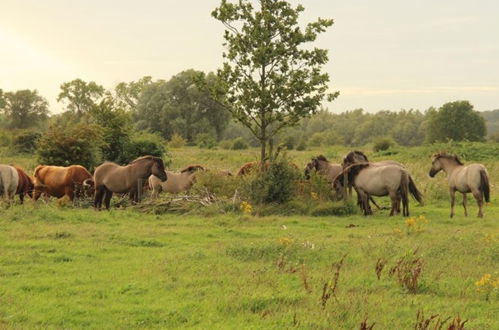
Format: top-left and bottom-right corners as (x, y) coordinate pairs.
(93, 155), (167, 209)
(14, 166), (34, 204)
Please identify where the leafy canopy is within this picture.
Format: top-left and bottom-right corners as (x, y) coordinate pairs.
(57, 79), (105, 114)
(1, 89), (49, 129)
(211, 0), (337, 162)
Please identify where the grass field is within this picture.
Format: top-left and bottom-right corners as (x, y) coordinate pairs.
(0, 146), (498, 329)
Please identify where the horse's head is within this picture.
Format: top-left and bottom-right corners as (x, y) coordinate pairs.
(332, 173), (346, 200)
(343, 150), (368, 168)
(150, 158), (167, 182)
(82, 178), (95, 197)
(429, 152), (463, 177)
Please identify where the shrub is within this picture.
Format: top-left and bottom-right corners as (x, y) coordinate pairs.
(192, 170), (240, 198)
(122, 133), (170, 165)
(218, 139), (233, 150)
(296, 138), (307, 151)
(11, 131), (41, 153)
(246, 159), (300, 204)
(310, 201), (356, 216)
(37, 123), (104, 170)
(231, 137), (249, 150)
(169, 133), (186, 148)
(196, 133), (217, 149)
(0, 131), (11, 147)
(373, 136), (396, 152)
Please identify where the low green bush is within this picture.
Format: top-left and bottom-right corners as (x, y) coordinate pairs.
(231, 137), (249, 150)
(310, 201), (357, 217)
(373, 136), (396, 152)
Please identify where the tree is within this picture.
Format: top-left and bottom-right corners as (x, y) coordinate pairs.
(0, 89), (6, 109)
(57, 79), (105, 114)
(426, 101), (486, 143)
(211, 0), (337, 166)
(135, 70), (229, 141)
(113, 76), (153, 112)
(1, 89), (49, 129)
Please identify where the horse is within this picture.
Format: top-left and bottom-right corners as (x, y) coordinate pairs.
(149, 164), (205, 198)
(304, 155), (342, 181)
(0, 165), (19, 202)
(14, 166), (34, 204)
(342, 150), (404, 168)
(333, 163), (423, 217)
(237, 161), (269, 176)
(93, 155), (167, 209)
(429, 152), (490, 218)
(33, 165), (94, 201)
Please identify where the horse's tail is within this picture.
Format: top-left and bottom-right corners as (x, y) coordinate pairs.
(480, 169), (490, 203)
(408, 175), (424, 205)
(400, 171), (410, 216)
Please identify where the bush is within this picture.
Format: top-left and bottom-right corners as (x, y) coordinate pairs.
(122, 133), (170, 165)
(218, 139), (233, 150)
(231, 137), (249, 150)
(373, 136), (396, 152)
(11, 131), (41, 153)
(196, 133), (217, 149)
(310, 201), (357, 217)
(169, 133), (186, 148)
(246, 159), (300, 204)
(37, 123), (104, 170)
(0, 131), (11, 147)
(192, 170), (240, 198)
(296, 138), (307, 151)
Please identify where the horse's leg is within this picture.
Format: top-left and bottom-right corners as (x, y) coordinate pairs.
(389, 191), (398, 216)
(104, 188), (113, 210)
(369, 196), (382, 210)
(462, 193), (468, 217)
(449, 188), (456, 218)
(471, 189), (483, 218)
(19, 193), (24, 204)
(94, 186), (105, 210)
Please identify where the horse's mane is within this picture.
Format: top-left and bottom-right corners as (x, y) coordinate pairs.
(334, 162), (370, 186)
(432, 152), (464, 165)
(343, 150), (369, 164)
(180, 164), (206, 173)
(130, 155), (162, 165)
(314, 155), (328, 162)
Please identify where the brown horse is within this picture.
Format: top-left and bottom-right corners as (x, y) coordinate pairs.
(237, 161), (269, 176)
(334, 163), (422, 216)
(94, 155), (167, 209)
(429, 152), (490, 218)
(14, 166), (34, 204)
(342, 150), (404, 168)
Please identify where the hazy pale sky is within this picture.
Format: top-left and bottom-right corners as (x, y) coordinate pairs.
(1, 0), (498, 114)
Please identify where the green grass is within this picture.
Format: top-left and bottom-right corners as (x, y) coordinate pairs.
(0, 145), (498, 328)
(0, 202), (497, 329)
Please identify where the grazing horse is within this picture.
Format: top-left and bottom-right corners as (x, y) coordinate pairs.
(429, 152), (490, 218)
(33, 165), (94, 201)
(304, 155), (342, 181)
(333, 163), (422, 216)
(0, 165), (19, 202)
(94, 155), (167, 209)
(237, 161), (269, 176)
(149, 165), (205, 198)
(14, 166), (34, 204)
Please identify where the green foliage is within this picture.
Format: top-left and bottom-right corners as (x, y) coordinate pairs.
(373, 136), (397, 152)
(88, 98), (132, 163)
(426, 101), (487, 143)
(231, 137), (249, 150)
(1, 89), (49, 129)
(246, 159), (300, 204)
(196, 133), (217, 149)
(57, 79), (105, 114)
(122, 133), (169, 165)
(37, 122), (104, 169)
(11, 131), (41, 154)
(135, 70), (229, 142)
(218, 139), (233, 150)
(113, 76), (153, 112)
(211, 0), (337, 163)
(169, 133), (187, 148)
(309, 201), (357, 217)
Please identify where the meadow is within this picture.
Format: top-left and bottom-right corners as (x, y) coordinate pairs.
(0, 145), (498, 329)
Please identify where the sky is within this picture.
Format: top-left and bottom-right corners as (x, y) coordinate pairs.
(1, 0), (498, 114)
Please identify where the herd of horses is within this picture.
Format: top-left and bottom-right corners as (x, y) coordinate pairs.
(0, 151), (491, 217)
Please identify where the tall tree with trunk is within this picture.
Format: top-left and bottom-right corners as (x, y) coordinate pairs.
(1, 89), (49, 129)
(57, 79), (105, 115)
(212, 0), (337, 167)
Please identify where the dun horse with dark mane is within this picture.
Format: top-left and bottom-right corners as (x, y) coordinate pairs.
(429, 152), (490, 218)
(93, 155), (167, 209)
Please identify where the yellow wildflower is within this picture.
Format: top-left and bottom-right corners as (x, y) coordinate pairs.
(240, 201), (253, 215)
(279, 237), (293, 247)
(310, 192), (319, 200)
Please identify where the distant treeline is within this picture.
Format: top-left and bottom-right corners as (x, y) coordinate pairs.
(0, 69), (497, 160)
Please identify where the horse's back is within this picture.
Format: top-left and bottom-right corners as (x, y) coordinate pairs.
(453, 164), (487, 193)
(356, 165), (405, 196)
(0, 165), (19, 197)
